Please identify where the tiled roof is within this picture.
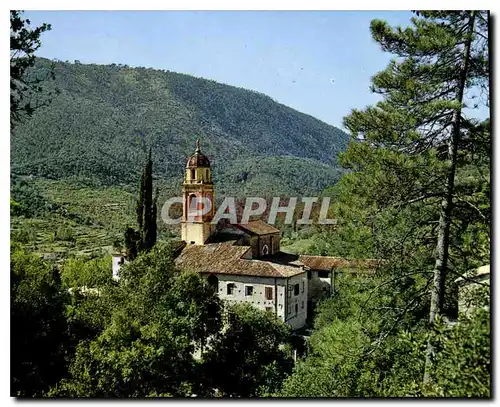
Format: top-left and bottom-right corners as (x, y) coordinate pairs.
(298, 255), (381, 272)
(205, 229), (244, 244)
(170, 240), (187, 256)
(175, 243), (304, 278)
(236, 220), (280, 236)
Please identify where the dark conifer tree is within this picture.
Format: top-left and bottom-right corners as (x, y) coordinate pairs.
(341, 11), (489, 383)
(135, 148), (157, 253)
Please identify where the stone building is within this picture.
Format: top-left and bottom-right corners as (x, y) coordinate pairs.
(113, 140), (380, 330)
(170, 140), (380, 330)
(175, 239), (308, 330)
(299, 255), (380, 312)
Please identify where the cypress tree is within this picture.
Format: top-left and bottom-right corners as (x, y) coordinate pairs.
(150, 187), (159, 249)
(136, 173), (144, 234)
(124, 227), (139, 260)
(141, 148), (155, 251)
(131, 148), (157, 256)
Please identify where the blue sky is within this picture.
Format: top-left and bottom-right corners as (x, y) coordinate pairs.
(24, 10), (487, 129)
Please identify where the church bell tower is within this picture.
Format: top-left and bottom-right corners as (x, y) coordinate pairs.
(181, 139), (215, 245)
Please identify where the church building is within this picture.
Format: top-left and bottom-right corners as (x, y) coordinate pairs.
(171, 140), (380, 330)
(112, 140), (380, 330)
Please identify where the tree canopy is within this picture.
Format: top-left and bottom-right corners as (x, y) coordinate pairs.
(10, 10), (54, 128)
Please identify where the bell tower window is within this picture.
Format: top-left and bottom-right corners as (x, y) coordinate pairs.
(190, 169), (195, 181)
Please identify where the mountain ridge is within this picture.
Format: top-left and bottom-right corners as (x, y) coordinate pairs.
(11, 58), (349, 196)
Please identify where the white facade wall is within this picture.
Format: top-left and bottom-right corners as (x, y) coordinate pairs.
(215, 274), (285, 320)
(308, 270), (335, 306)
(283, 272), (308, 330)
(212, 272), (307, 330)
(111, 255), (128, 281)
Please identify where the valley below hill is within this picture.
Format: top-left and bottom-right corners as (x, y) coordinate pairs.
(11, 58), (348, 257)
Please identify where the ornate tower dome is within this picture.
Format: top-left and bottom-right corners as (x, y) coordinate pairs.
(186, 139), (211, 168)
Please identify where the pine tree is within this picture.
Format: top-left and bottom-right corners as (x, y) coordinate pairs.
(10, 10), (54, 129)
(341, 11), (489, 383)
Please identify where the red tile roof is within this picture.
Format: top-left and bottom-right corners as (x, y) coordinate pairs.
(236, 220), (280, 236)
(175, 243), (304, 278)
(298, 255), (381, 272)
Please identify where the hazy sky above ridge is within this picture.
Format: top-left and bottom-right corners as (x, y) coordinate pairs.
(25, 10), (489, 129)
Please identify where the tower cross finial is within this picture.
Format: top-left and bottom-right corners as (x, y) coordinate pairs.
(196, 138), (201, 152)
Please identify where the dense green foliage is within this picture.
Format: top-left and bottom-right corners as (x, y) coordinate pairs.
(10, 10), (490, 399)
(51, 245), (217, 397)
(11, 241), (294, 398)
(428, 306), (490, 397)
(11, 57), (348, 193)
(279, 274), (425, 397)
(278, 10), (490, 398)
(60, 255), (114, 289)
(201, 303), (294, 397)
(11, 247), (70, 396)
(11, 176), (56, 218)
(10, 10), (54, 127)
(279, 273), (490, 397)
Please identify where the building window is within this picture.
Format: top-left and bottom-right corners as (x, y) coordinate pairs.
(265, 307), (273, 313)
(288, 286), (292, 298)
(227, 283), (236, 295)
(295, 304), (298, 314)
(294, 283), (300, 296)
(262, 244), (269, 256)
(265, 287), (273, 300)
(207, 274), (218, 293)
(245, 286), (254, 296)
(190, 169), (195, 180)
(318, 270), (329, 278)
(307, 270), (311, 280)
(302, 281), (305, 293)
(301, 301), (304, 309)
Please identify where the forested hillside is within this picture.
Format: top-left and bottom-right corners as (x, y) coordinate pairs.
(11, 10), (490, 399)
(11, 58), (348, 193)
